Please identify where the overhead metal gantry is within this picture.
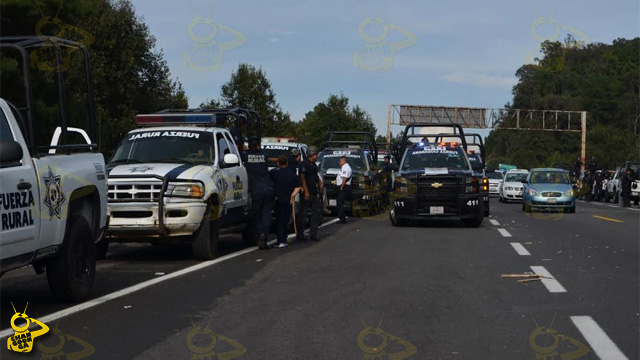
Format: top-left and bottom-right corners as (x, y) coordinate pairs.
(387, 105), (588, 170)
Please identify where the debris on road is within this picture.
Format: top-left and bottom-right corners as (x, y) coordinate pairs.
(501, 273), (551, 284)
(256, 259), (264, 262)
(124, 305), (132, 309)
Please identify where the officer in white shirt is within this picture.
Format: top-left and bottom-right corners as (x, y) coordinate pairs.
(336, 155), (352, 223)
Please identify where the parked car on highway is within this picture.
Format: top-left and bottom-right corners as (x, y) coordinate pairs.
(389, 124), (485, 227)
(105, 109), (260, 260)
(486, 170), (503, 195)
(605, 162), (639, 205)
(318, 132), (383, 216)
(522, 168), (576, 213)
(498, 169), (529, 203)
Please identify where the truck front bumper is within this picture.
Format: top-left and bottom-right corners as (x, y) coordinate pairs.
(390, 192), (482, 221)
(107, 201), (206, 239)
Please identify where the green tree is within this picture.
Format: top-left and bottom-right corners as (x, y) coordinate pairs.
(297, 93), (377, 147)
(0, 0), (188, 157)
(486, 37), (640, 169)
(213, 63), (296, 137)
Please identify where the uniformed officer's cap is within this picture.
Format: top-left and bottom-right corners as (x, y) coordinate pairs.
(307, 146), (319, 156)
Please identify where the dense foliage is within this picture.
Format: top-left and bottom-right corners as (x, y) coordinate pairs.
(486, 37), (640, 169)
(0, 0), (187, 157)
(296, 94), (377, 148)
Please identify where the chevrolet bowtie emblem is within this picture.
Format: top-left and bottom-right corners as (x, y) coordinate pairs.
(431, 182), (443, 188)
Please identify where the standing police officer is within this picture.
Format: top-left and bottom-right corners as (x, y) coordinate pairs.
(297, 146), (323, 241)
(336, 156), (352, 223)
(243, 138), (275, 249)
(270, 155), (302, 247)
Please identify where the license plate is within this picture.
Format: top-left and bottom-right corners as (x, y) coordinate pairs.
(329, 199), (337, 206)
(430, 206), (444, 214)
(547, 198), (557, 204)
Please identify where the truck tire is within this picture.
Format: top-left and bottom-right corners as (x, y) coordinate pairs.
(462, 203), (484, 227)
(192, 209), (220, 260)
(484, 198), (490, 217)
(96, 240), (109, 260)
(46, 215), (95, 301)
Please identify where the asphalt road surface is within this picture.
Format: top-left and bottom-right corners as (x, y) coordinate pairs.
(1, 199), (638, 359)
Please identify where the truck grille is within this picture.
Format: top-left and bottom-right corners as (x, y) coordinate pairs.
(108, 181), (163, 202)
(416, 176), (460, 199)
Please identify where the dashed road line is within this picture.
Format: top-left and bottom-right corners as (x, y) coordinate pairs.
(530, 266), (567, 293)
(510, 242), (530, 256)
(489, 219), (500, 226)
(571, 316), (629, 360)
(497, 228), (512, 237)
(0, 218), (341, 338)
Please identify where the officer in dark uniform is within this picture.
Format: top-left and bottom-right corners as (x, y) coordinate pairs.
(269, 155), (302, 247)
(242, 138), (275, 249)
(380, 155), (393, 208)
(620, 167), (633, 207)
(297, 146), (323, 241)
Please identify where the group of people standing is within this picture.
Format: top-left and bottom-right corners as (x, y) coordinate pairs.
(242, 139), (330, 250)
(575, 156), (637, 207)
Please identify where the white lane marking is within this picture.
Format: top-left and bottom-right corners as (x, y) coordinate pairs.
(0, 217), (341, 338)
(510, 242), (530, 256)
(571, 316), (629, 360)
(497, 228), (512, 237)
(530, 266), (567, 293)
(593, 202), (603, 206)
(608, 205), (618, 208)
(489, 219), (500, 226)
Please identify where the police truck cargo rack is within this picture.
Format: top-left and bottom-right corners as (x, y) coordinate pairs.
(0, 36), (109, 301)
(105, 109), (261, 260)
(390, 124), (485, 227)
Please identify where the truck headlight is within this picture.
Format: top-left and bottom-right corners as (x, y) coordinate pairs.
(528, 188), (538, 196)
(167, 183), (204, 198)
(395, 177), (407, 193)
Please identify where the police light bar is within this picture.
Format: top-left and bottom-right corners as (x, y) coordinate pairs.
(134, 113), (218, 126)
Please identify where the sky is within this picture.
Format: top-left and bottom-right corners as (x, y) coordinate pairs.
(130, 0), (639, 138)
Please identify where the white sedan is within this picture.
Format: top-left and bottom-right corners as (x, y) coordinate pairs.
(499, 171), (529, 202)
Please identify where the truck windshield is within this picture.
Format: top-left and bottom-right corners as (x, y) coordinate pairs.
(401, 146), (469, 171)
(110, 130), (215, 165)
(319, 152), (366, 172)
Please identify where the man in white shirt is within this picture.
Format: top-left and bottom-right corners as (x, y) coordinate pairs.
(336, 156), (352, 223)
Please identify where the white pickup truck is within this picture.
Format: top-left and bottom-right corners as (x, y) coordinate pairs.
(0, 98), (108, 301)
(104, 110), (259, 260)
(0, 36), (108, 301)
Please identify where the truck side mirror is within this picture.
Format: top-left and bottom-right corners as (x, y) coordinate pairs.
(223, 153), (240, 166)
(0, 140), (23, 165)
